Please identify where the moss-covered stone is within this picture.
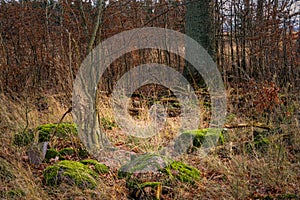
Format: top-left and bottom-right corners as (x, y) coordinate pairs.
(43, 160), (99, 189)
(118, 154), (200, 184)
(45, 148), (61, 161)
(186, 128), (224, 146)
(162, 161), (200, 183)
(174, 128), (224, 154)
(13, 123), (78, 146)
(0, 157), (16, 183)
(118, 154), (169, 179)
(37, 123), (77, 142)
(59, 147), (75, 156)
(80, 159), (109, 174)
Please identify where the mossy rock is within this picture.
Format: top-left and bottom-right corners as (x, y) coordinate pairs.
(44, 148), (75, 162)
(37, 123), (77, 142)
(0, 157), (16, 183)
(174, 128), (225, 154)
(13, 123), (77, 146)
(59, 147), (75, 156)
(162, 161), (200, 184)
(118, 154), (200, 184)
(80, 159), (109, 174)
(45, 148), (63, 161)
(118, 154), (170, 179)
(43, 160), (99, 189)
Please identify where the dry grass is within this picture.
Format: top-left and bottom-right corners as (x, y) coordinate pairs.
(0, 91), (299, 199)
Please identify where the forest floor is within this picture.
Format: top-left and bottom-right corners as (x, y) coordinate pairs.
(0, 90), (299, 200)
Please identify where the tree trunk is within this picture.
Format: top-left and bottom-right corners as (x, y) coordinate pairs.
(183, 0), (215, 89)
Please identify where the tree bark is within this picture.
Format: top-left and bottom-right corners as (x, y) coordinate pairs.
(183, 0), (215, 89)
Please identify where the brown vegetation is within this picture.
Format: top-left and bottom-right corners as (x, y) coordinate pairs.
(0, 0), (299, 199)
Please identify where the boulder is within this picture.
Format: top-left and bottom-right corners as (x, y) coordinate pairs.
(43, 160), (100, 189)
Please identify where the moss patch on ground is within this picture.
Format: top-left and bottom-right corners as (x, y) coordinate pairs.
(43, 160), (99, 189)
(118, 154), (169, 179)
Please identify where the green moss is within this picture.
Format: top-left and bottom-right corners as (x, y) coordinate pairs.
(94, 163), (109, 174)
(13, 123), (77, 146)
(59, 147), (75, 156)
(78, 148), (89, 158)
(181, 129), (206, 148)
(175, 128), (224, 154)
(43, 160), (99, 189)
(80, 159), (99, 165)
(45, 147), (75, 162)
(80, 159), (109, 174)
(183, 128), (224, 147)
(162, 161), (200, 183)
(37, 123), (77, 142)
(0, 157), (16, 183)
(45, 148), (61, 161)
(138, 181), (161, 189)
(118, 154), (169, 179)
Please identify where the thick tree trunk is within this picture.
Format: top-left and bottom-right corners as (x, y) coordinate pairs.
(183, 0), (215, 89)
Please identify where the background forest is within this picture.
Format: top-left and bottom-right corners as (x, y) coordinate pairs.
(0, 0), (299, 199)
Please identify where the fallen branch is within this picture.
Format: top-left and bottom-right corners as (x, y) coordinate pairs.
(224, 122), (271, 130)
